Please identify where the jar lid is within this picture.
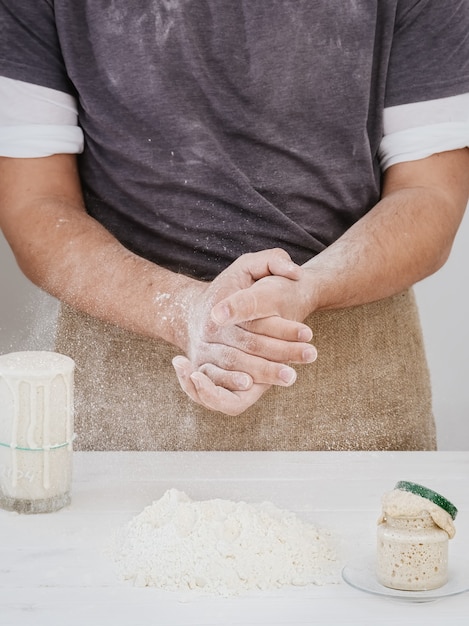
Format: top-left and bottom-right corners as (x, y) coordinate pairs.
(395, 481), (458, 520)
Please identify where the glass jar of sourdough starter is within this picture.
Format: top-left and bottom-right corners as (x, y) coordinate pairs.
(0, 351), (75, 514)
(376, 481), (457, 591)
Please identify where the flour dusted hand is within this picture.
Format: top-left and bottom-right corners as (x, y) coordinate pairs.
(107, 489), (339, 596)
(173, 249), (317, 415)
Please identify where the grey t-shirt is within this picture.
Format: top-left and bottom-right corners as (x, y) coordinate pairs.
(1, 1), (469, 279)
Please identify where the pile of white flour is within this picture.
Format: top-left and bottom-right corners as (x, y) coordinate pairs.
(107, 489), (339, 595)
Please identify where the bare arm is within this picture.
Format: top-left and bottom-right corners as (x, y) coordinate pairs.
(301, 148), (469, 313)
(180, 149), (469, 414)
(0, 154), (197, 347)
(213, 149), (469, 324)
(0, 154), (314, 389)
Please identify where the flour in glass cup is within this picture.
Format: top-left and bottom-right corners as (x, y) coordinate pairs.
(0, 350), (74, 514)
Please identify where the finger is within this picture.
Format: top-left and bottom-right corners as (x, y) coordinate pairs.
(208, 327), (318, 366)
(172, 355), (194, 377)
(172, 355), (200, 404)
(241, 316), (313, 342)
(199, 344), (298, 387)
(178, 321), (312, 389)
(190, 372), (270, 416)
(230, 249), (302, 282)
(197, 363), (253, 392)
(211, 279), (280, 325)
(173, 356), (259, 414)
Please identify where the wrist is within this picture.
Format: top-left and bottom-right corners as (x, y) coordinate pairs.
(152, 273), (205, 353)
(298, 264), (322, 317)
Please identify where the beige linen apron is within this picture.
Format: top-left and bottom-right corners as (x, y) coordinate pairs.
(55, 289), (436, 451)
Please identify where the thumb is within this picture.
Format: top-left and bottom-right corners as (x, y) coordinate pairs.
(211, 284), (273, 326)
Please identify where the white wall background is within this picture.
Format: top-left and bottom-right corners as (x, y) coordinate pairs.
(413, 209), (469, 450)
(1, 215), (469, 450)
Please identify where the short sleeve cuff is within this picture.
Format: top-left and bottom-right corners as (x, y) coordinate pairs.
(0, 124), (84, 157)
(378, 123), (469, 171)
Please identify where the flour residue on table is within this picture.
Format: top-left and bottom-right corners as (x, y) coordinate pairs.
(106, 488), (340, 596)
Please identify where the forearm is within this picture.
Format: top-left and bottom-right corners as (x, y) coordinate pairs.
(302, 184), (466, 313)
(3, 194), (197, 349)
(297, 150), (469, 315)
(0, 155), (199, 350)
(210, 149), (469, 327)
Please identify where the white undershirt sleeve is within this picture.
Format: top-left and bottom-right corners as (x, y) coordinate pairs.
(2, 77), (468, 168)
(379, 93), (469, 171)
(0, 76), (84, 157)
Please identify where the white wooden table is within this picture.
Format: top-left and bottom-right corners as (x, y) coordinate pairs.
(1, 451), (468, 625)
